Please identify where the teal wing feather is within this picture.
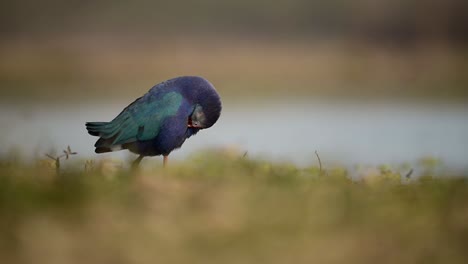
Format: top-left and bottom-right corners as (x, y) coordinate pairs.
(107, 91), (183, 146)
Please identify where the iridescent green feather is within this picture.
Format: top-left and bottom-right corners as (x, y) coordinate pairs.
(108, 92), (183, 145)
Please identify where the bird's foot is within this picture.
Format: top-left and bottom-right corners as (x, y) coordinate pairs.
(131, 155), (144, 171)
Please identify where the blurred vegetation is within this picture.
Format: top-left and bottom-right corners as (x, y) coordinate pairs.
(1, 152), (468, 264)
(0, 0), (467, 102)
(1, 36), (467, 102)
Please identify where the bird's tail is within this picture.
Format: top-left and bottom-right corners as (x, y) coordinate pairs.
(86, 122), (108, 136)
(86, 122), (123, 153)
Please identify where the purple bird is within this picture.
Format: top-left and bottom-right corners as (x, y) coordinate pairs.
(86, 76), (222, 167)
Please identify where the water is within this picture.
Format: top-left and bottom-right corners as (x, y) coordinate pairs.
(1, 100), (467, 171)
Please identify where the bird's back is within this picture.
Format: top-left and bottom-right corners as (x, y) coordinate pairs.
(87, 81), (186, 154)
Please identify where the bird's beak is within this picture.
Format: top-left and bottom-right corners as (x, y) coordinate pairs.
(188, 124), (202, 128)
(187, 118), (193, 128)
(187, 118), (198, 128)
(187, 120), (202, 128)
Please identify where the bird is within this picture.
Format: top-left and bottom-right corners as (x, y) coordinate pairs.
(86, 76), (222, 168)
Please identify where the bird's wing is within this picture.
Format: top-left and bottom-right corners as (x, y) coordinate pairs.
(109, 91), (184, 145)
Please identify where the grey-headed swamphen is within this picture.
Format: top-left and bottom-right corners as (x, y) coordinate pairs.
(86, 76), (222, 168)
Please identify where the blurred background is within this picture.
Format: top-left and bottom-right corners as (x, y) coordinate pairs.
(1, 0), (467, 170)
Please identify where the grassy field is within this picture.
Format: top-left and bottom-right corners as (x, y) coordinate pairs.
(1, 152), (468, 264)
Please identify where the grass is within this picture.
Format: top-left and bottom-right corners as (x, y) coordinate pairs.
(1, 152), (468, 264)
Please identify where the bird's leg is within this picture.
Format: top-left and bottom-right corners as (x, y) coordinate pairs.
(131, 155), (144, 170)
(163, 155), (168, 168)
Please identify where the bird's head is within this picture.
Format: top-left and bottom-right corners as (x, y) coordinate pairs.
(187, 98), (221, 129)
(188, 104), (207, 128)
(184, 77), (222, 129)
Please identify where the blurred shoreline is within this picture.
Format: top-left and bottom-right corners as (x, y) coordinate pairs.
(1, 34), (467, 103)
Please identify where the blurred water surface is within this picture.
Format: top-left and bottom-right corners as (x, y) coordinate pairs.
(1, 99), (467, 170)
